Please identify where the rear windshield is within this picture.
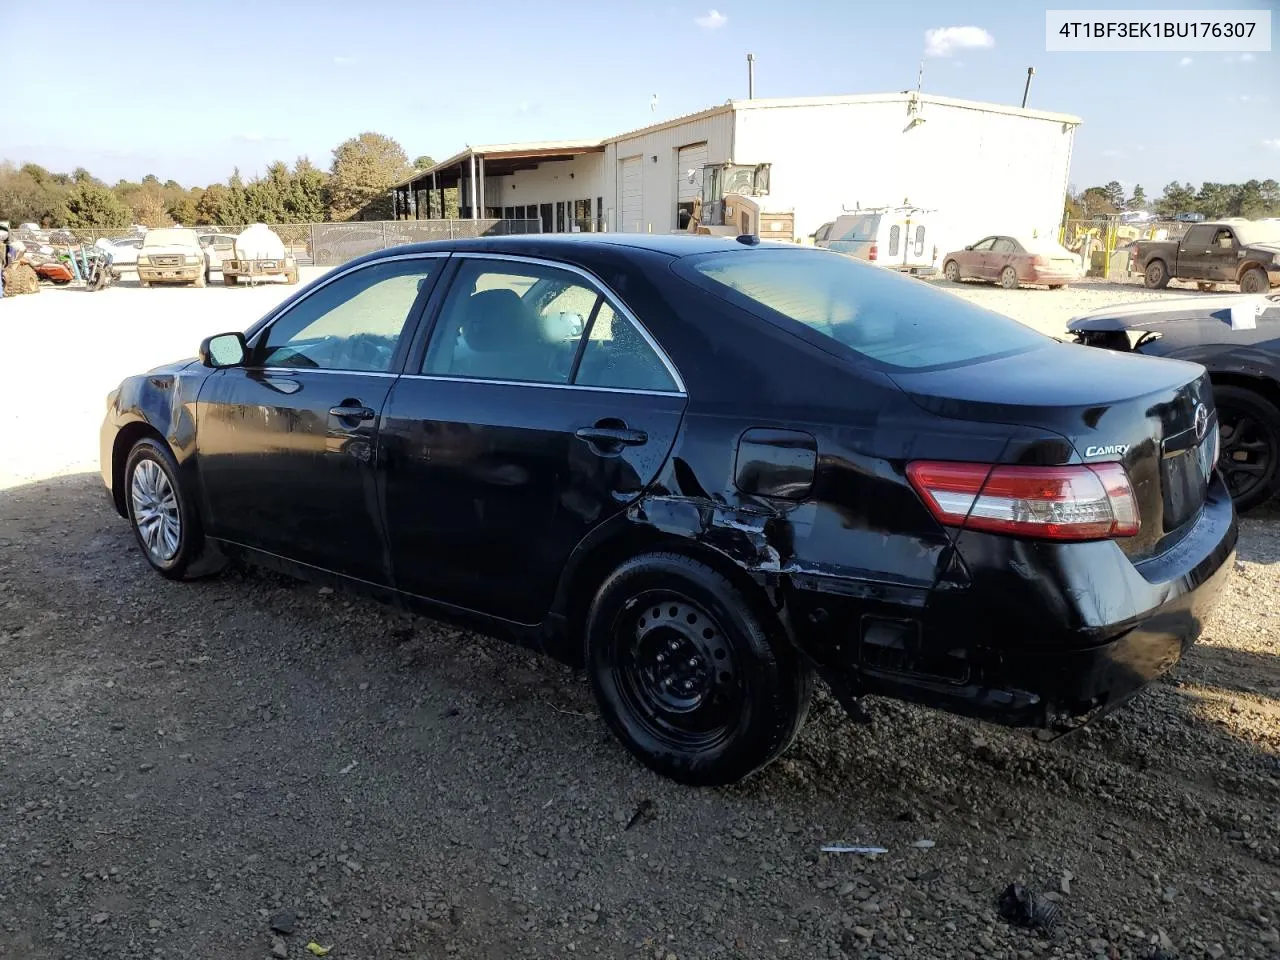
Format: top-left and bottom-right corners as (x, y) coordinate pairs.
(684, 249), (1048, 369)
(144, 228), (199, 247)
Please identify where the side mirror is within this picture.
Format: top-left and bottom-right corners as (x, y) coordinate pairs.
(964, 245), (973, 251)
(199, 331), (248, 368)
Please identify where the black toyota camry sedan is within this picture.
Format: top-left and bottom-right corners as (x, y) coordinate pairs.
(102, 235), (1237, 785)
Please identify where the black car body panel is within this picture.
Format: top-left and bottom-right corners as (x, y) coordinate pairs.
(103, 236), (1237, 734)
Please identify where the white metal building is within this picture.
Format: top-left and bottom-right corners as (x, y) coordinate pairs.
(393, 92), (1081, 252)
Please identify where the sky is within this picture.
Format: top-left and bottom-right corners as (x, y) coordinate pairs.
(3, 0), (1277, 197)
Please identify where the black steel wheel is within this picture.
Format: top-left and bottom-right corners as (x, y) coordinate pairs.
(1214, 385), (1280, 512)
(585, 552), (813, 786)
(1144, 259), (1170, 289)
(1240, 267), (1270, 295)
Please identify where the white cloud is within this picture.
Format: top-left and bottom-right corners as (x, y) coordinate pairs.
(1263, 138), (1280, 151)
(1242, 52), (1256, 62)
(1240, 94), (1251, 102)
(924, 26), (994, 58)
(1178, 56), (1193, 67)
(694, 9), (727, 29)
(333, 55), (357, 65)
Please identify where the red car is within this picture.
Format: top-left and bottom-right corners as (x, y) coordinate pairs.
(942, 235), (1081, 290)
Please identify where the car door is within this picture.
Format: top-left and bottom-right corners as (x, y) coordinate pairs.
(990, 237), (1019, 280)
(194, 254), (445, 583)
(378, 254), (687, 624)
(1177, 224), (1215, 279)
(1207, 226), (1240, 282)
(964, 237), (998, 279)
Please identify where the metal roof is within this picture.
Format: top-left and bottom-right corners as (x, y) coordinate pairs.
(394, 139), (604, 189)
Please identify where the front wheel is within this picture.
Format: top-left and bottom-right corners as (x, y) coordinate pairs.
(999, 266), (1019, 290)
(943, 260), (961, 282)
(585, 553), (813, 786)
(193, 272), (206, 288)
(124, 438), (223, 580)
(1240, 267), (1270, 295)
(1214, 385), (1280, 512)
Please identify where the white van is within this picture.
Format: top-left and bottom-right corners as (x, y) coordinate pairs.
(814, 206), (938, 275)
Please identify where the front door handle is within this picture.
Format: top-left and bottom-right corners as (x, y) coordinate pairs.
(329, 403), (375, 421)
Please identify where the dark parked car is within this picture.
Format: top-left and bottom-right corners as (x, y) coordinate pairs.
(1130, 220), (1280, 293)
(1070, 293), (1280, 511)
(102, 235), (1237, 785)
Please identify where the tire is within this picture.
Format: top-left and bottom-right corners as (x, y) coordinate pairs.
(1213, 385), (1280, 513)
(139, 280), (150, 288)
(584, 552), (813, 786)
(999, 266), (1019, 290)
(943, 260), (961, 282)
(1144, 259), (1170, 289)
(193, 272), (206, 288)
(224, 274), (238, 286)
(124, 438), (223, 580)
(1240, 267), (1270, 295)
(285, 267), (299, 285)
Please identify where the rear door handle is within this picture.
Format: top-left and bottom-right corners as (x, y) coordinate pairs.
(575, 426), (648, 447)
(329, 404), (375, 421)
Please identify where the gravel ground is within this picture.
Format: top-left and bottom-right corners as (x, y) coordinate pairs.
(1, 271), (1277, 960)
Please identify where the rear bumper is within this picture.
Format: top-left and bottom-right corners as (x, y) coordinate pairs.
(786, 472), (1237, 728)
(1025, 268), (1080, 285)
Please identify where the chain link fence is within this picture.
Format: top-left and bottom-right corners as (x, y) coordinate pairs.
(18, 219), (542, 268)
(1059, 217), (1198, 280)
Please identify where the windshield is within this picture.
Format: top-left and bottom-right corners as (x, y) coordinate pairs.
(144, 228), (200, 247)
(834, 215), (880, 241)
(685, 249), (1048, 370)
(1232, 222), (1280, 245)
(722, 165), (757, 196)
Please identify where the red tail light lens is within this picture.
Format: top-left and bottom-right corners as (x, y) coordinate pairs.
(868, 243), (878, 261)
(906, 461), (1140, 541)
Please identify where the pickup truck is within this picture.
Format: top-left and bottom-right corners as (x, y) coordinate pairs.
(1130, 219), (1280, 293)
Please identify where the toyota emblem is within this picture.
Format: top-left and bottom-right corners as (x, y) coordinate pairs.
(1193, 402), (1209, 442)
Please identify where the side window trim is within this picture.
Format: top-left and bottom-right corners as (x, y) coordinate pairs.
(405, 252), (686, 395)
(246, 252), (450, 374)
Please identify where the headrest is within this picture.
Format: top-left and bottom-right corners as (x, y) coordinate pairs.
(461, 289), (528, 353)
(537, 310), (586, 343)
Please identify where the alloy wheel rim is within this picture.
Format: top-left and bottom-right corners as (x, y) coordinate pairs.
(613, 593), (743, 750)
(131, 459), (181, 562)
(1218, 410), (1275, 501)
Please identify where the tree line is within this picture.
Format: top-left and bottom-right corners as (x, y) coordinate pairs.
(0, 133), (446, 230)
(1068, 178), (1280, 220)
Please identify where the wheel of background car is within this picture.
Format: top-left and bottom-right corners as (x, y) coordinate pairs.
(943, 260), (960, 282)
(193, 272), (206, 288)
(124, 438), (223, 580)
(1213, 385), (1280, 512)
(1000, 266), (1019, 290)
(1144, 260), (1170, 289)
(584, 552), (813, 786)
(1240, 267), (1270, 295)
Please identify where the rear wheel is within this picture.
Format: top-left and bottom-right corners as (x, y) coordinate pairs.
(224, 274), (238, 286)
(1214, 384), (1280, 512)
(1144, 259), (1170, 289)
(1240, 267), (1270, 295)
(999, 266), (1019, 290)
(943, 260), (961, 282)
(124, 438), (224, 580)
(585, 553), (813, 786)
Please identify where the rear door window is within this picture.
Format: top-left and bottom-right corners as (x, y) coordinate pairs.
(992, 238), (1017, 254)
(677, 249), (1047, 370)
(888, 226), (901, 256)
(914, 225), (926, 256)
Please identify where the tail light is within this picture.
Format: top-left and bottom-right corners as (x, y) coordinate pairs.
(1030, 255), (1047, 267)
(868, 243), (878, 262)
(906, 461), (1139, 541)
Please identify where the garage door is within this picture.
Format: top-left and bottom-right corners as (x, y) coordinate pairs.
(676, 143), (708, 204)
(619, 156), (643, 233)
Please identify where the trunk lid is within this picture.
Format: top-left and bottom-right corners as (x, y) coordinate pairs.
(890, 342), (1216, 559)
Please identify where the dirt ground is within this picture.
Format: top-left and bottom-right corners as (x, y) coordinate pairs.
(1, 271), (1277, 960)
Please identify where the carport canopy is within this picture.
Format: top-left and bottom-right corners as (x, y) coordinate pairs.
(392, 140), (604, 219)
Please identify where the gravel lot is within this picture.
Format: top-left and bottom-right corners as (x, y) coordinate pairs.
(1, 271), (1277, 960)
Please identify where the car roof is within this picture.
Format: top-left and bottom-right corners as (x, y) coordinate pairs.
(370, 232), (777, 260)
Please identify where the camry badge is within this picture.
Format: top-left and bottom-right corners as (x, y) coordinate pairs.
(1085, 444), (1129, 457)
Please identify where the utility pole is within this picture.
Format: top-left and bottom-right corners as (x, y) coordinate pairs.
(1021, 66), (1035, 108)
(747, 53), (755, 99)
